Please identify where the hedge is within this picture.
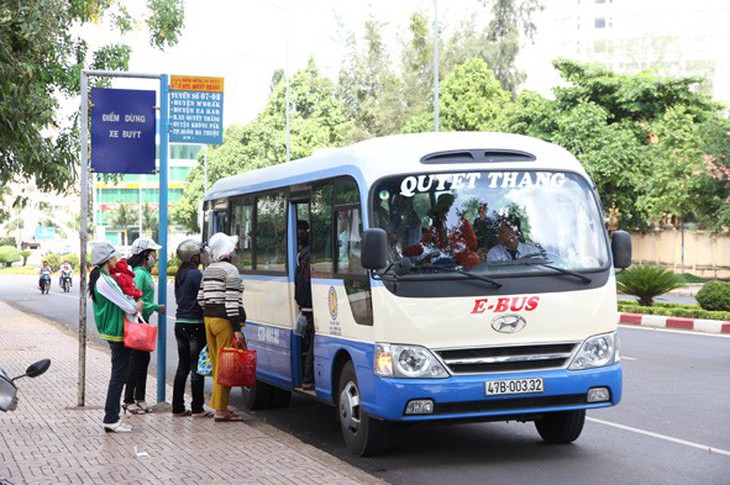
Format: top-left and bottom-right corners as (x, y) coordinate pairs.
(618, 301), (730, 321)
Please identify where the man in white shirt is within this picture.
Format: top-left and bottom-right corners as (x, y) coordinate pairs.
(487, 220), (539, 262)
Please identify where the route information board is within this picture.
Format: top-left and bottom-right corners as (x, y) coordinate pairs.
(169, 75), (224, 145)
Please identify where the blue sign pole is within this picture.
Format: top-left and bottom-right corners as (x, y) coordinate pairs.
(157, 74), (170, 403)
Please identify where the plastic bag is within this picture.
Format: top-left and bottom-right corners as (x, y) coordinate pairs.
(217, 340), (256, 387)
(123, 316), (157, 352)
(197, 345), (212, 376)
(293, 312), (307, 337)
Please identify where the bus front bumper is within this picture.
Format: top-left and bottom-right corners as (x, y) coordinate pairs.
(361, 363), (622, 422)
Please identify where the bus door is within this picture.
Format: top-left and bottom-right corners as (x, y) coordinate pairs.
(290, 197), (311, 388)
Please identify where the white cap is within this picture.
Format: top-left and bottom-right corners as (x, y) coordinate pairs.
(91, 241), (118, 266)
(208, 233), (238, 262)
(130, 237), (162, 255)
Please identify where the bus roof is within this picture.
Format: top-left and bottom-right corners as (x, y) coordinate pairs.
(204, 132), (587, 202)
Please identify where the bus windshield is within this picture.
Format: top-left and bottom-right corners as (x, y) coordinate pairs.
(372, 170), (609, 275)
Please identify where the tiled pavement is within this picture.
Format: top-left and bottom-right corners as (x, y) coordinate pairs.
(0, 302), (381, 484)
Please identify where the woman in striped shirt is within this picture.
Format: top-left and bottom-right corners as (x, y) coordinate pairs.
(197, 232), (246, 422)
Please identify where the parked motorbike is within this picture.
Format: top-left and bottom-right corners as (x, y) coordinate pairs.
(0, 359), (51, 412)
(60, 272), (72, 293)
(39, 274), (51, 294)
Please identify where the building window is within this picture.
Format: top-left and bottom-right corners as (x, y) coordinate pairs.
(595, 17), (606, 28)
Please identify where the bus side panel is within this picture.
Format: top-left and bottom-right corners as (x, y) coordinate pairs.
(243, 322), (293, 389)
(314, 335), (374, 405)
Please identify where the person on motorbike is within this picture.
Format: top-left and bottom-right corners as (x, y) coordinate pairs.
(38, 260), (52, 291)
(59, 260), (73, 288)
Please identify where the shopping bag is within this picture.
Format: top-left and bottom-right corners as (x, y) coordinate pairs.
(217, 339), (256, 387)
(293, 312), (307, 337)
(123, 316), (157, 352)
(197, 345), (212, 376)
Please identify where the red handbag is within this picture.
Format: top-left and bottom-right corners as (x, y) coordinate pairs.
(217, 339), (256, 387)
(123, 316), (157, 352)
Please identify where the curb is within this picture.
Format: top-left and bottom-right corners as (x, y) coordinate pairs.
(620, 312), (730, 334)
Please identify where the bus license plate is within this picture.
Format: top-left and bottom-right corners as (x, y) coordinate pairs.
(485, 378), (544, 396)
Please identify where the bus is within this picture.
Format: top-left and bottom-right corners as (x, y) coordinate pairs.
(201, 131), (632, 456)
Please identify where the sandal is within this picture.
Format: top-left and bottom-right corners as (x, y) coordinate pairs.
(214, 412), (242, 422)
(172, 410), (192, 417)
(192, 410), (214, 418)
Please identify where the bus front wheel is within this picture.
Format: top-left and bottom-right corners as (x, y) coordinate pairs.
(535, 409), (585, 443)
(242, 380), (274, 411)
(337, 361), (388, 456)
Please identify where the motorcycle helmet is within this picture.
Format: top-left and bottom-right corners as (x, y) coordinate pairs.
(177, 239), (204, 263)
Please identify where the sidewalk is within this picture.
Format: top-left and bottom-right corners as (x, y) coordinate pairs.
(0, 302), (381, 485)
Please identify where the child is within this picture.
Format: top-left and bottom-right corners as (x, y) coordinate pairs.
(111, 258), (143, 300)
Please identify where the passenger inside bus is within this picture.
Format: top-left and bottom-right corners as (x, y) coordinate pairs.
(294, 220), (315, 390)
(403, 193), (480, 269)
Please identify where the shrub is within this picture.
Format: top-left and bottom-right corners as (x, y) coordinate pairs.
(616, 265), (683, 306)
(0, 245), (21, 267)
(0, 237), (16, 247)
(695, 280), (730, 312)
(42, 253), (79, 272)
(618, 300), (730, 321)
(20, 250), (32, 266)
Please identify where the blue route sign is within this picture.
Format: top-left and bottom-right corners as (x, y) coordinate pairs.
(90, 88), (156, 173)
(169, 75), (224, 145)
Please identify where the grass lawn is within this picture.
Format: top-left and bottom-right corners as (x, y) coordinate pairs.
(0, 266), (39, 275)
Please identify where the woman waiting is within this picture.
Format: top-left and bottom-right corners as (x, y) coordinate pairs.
(172, 239), (211, 417)
(123, 237), (165, 415)
(197, 232), (246, 422)
(88, 241), (143, 433)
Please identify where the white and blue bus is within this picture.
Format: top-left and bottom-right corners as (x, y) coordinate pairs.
(201, 132), (631, 456)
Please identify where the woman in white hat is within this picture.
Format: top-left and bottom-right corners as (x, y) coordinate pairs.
(196, 232), (246, 422)
(88, 241), (144, 433)
(122, 237), (165, 415)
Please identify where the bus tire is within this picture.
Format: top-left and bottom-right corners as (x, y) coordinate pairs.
(271, 387), (292, 408)
(242, 380), (274, 411)
(337, 361), (388, 456)
(535, 409), (585, 444)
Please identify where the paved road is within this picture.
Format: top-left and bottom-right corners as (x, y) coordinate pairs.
(2, 274), (728, 484)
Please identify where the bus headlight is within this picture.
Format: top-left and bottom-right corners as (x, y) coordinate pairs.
(374, 343), (449, 378)
(568, 332), (617, 370)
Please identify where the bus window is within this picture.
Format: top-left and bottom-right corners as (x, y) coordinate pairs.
(311, 181), (334, 274)
(254, 190), (287, 273)
(212, 209), (228, 235)
(335, 208), (363, 275)
(231, 197), (253, 271)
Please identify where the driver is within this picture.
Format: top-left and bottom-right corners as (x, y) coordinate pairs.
(59, 260), (73, 287)
(487, 219), (539, 262)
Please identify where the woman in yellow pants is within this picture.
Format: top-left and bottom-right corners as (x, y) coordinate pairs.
(197, 233), (246, 422)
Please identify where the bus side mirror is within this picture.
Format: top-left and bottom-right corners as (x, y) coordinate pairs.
(611, 230), (632, 269)
(361, 228), (388, 270)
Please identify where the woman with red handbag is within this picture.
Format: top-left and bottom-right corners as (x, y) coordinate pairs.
(88, 241), (144, 433)
(122, 237), (165, 415)
(197, 232), (247, 422)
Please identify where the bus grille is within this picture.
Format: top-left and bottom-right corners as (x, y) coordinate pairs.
(432, 394), (587, 415)
(435, 343), (577, 374)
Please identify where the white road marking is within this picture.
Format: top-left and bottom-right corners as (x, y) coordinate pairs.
(588, 417), (730, 457)
(621, 356), (637, 361)
(620, 324), (730, 339)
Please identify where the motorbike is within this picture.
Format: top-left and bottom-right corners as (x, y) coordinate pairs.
(39, 274), (51, 294)
(0, 359), (51, 412)
(60, 272), (72, 293)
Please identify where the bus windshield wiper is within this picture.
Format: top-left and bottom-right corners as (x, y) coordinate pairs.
(455, 268), (503, 288)
(518, 253), (592, 284)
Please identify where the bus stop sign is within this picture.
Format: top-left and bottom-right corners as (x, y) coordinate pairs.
(169, 75), (224, 145)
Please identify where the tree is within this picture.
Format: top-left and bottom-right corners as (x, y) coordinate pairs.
(0, 0), (184, 195)
(109, 202), (136, 246)
(172, 60), (353, 233)
(141, 204), (159, 240)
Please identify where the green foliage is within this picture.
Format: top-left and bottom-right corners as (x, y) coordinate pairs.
(695, 280), (730, 312)
(0, 245), (21, 267)
(0, 237), (16, 247)
(43, 253), (79, 272)
(618, 300), (730, 321)
(108, 202), (137, 246)
(0, 0), (185, 195)
(616, 266), (684, 306)
(19, 249), (31, 265)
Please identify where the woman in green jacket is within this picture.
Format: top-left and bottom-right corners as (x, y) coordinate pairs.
(89, 241), (143, 433)
(123, 237), (165, 414)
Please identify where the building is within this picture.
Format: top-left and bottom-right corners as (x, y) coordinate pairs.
(93, 143), (202, 249)
(520, 0), (730, 105)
